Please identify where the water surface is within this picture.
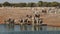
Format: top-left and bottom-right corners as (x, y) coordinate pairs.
(0, 25), (60, 34)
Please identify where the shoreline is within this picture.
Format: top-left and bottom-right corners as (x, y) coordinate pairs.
(0, 24), (60, 27)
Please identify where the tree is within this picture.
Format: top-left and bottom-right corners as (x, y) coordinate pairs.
(38, 1), (43, 7)
(27, 3), (37, 7)
(16, 3), (26, 7)
(3, 2), (11, 7)
(46, 2), (59, 7)
(0, 4), (2, 7)
(42, 2), (48, 7)
(0, 1), (59, 7)
(46, 2), (52, 7)
(51, 2), (59, 7)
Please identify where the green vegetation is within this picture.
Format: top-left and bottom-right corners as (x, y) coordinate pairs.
(0, 1), (60, 7)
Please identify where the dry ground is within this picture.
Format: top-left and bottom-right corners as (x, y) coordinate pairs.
(0, 7), (60, 26)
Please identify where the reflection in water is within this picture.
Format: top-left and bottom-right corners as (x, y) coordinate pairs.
(5, 25), (43, 31)
(5, 24), (14, 31)
(2, 25), (60, 32)
(20, 25), (43, 31)
(40, 26), (43, 31)
(20, 25), (27, 31)
(33, 25), (42, 31)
